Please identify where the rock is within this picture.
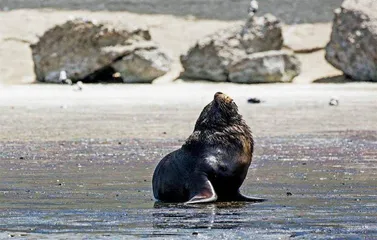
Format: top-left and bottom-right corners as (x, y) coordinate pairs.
(112, 48), (171, 83)
(180, 14), (283, 82)
(247, 97), (262, 104)
(283, 23), (332, 53)
(72, 81), (84, 91)
(329, 97), (339, 106)
(31, 18), (171, 83)
(228, 50), (301, 83)
(325, 0), (377, 82)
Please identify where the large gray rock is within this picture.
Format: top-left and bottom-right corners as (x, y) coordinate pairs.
(112, 48), (171, 83)
(325, 0), (377, 81)
(31, 19), (171, 83)
(228, 50), (301, 83)
(180, 14), (283, 82)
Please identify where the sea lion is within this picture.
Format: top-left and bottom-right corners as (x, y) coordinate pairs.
(152, 92), (265, 204)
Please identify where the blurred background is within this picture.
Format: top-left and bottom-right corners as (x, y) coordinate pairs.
(0, 0), (347, 85)
(0, 0), (343, 23)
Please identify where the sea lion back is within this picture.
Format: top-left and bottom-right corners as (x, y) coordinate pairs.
(152, 149), (192, 202)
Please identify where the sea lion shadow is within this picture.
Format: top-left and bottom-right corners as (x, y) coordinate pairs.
(152, 200), (264, 230)
(153, 200), (265, 209)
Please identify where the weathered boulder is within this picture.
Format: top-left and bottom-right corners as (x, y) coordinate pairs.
(31, 19), (171, 83)
(180, 14), (283, 82)
(325, 0), (377, 81)
(112, 48), (171, 83)
(228, 50), (301, 83)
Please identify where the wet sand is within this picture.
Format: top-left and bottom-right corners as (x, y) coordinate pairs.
(1, 133), (376, 239)
(0, 83), (376, 238)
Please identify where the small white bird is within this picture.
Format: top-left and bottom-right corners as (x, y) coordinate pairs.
(241, 0), (259, 37)
(59, 70), (73, 85)
(59, 70), (67, 81)
(248, 0), (259, 16)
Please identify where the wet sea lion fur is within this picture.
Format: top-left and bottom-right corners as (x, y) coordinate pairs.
(152, 92), (265, 204)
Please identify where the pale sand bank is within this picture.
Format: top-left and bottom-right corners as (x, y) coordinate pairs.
(1, 83), (376, 141)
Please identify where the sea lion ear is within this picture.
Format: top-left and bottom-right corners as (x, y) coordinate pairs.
(185, 180), (217, 204)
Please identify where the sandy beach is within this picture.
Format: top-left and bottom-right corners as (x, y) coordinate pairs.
(1, 82), (377, 141)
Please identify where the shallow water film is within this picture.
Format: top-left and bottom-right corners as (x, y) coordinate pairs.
(0, 131), (376, 239)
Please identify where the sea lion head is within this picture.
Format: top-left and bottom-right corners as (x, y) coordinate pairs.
(194, 92), (242, 131)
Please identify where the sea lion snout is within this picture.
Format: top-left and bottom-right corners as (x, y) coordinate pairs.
(214, 92), (233, 103)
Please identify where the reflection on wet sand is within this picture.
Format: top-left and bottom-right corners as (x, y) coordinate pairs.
(153, 202), (254, 230)
(0, 131), (376, 238)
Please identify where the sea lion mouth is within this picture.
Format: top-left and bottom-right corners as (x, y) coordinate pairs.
(214, 92), (233, 104)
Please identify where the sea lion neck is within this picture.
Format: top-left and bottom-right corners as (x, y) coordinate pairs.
(185, 122), (252, 148)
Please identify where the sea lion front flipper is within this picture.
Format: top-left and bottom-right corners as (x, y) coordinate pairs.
(234, 191), (266, 202)
(185, 180), (217, 204)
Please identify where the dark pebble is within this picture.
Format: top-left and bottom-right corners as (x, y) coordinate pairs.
(329, 98), (339, 106)
(19, 157), (24, 160)
(290, 232), (306, 238)
(247, 97), (262, 104)
(192, 232), (199, 236)
(286, 192), (293, 196)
